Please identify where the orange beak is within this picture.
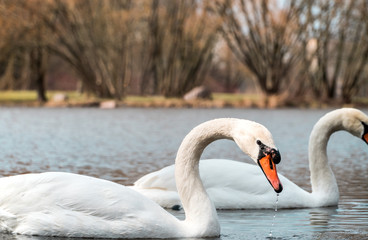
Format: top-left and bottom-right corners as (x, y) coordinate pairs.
(363, 132), (368, 144)
(258, 154), (283, 193)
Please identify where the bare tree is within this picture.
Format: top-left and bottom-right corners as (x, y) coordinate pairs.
(146, 0), (219, 97)
(217, 0), (301, 97)
(299, 0), (368, 103)
(40, 0), (133, 99)
(0, 0), (48, 102)
(0, 0), (25, 89)
(340, 1), (368, 103)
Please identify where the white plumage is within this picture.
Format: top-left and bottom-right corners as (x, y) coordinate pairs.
(132, 108), (368, 209)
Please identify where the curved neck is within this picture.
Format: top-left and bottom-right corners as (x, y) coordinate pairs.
(175, 119), (234, 236)
(309, 113), (340, 200)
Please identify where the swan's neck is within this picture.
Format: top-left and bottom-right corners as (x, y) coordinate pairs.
(309, 114), (340, 203)
(175, 119), (234, 236)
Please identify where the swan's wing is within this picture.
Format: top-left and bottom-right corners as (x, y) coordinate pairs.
(0, 172), (180, 238)
(131, 165), (181, 208)
(133, 164), (177, 191)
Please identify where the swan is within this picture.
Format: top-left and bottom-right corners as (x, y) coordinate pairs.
(0, 118), (282, 238)
(132, 108), (368, 209)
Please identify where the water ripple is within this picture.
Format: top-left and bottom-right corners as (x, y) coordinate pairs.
(0, 108), (367, 240)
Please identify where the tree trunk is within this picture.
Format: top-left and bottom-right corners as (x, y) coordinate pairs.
(30, 47), (47, 102)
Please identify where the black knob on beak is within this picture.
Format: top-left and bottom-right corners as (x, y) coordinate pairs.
(270, 149), (281, 164)
(256, 140), (281, 164)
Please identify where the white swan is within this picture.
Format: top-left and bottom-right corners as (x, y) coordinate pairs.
(0, 118), (282, 238)
(132, 108), (368, 209)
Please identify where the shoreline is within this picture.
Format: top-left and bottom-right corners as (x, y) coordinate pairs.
(0, 91), (367, 109)
(0, 98), (365, 110)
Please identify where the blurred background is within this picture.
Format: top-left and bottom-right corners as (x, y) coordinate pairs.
(0, 0), (367, 107)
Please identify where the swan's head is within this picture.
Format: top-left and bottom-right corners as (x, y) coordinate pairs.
(232, 120), (283, 193)
(339, 108), (368, 143)
(324, 108), (368, 143)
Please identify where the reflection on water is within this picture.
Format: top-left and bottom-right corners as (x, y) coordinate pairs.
(0, 108), (367, 240)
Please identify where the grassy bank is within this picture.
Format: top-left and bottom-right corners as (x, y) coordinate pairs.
(0, 90), (366, 108)
(0, 91), (262, 108)
(0, 91), (99, 107)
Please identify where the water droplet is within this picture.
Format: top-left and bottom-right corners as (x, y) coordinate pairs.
(269, 193), (279, 238)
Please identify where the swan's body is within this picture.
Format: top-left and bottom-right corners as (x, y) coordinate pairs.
(132, 159), (286, 209)
(132, 108), (368, 209)
(0, 118), (282, 238)
(0, 172), (182, 238)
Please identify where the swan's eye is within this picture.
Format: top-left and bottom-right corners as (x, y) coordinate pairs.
(256, 140), (262, 145)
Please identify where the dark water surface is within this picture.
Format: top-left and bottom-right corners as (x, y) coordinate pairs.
(0, 108), (367, 240)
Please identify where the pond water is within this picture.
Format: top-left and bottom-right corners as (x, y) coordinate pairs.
(0, 107), (367, 240)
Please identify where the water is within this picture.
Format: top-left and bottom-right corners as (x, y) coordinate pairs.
(0, 107), (367, 240)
